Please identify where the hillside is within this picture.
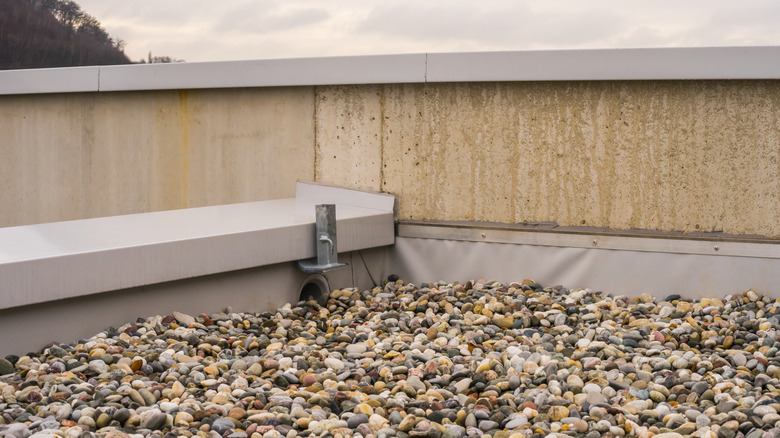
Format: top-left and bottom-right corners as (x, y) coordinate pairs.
(0, 0), (131, 70)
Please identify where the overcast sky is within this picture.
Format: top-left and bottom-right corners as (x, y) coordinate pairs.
(76, 0), (780, 63)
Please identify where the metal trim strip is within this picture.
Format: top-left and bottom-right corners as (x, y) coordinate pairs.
(397, 222), (780, 259)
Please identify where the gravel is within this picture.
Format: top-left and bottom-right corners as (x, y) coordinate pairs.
(1, 277), (779, 438)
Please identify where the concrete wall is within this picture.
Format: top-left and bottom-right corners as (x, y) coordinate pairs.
(0, 87), (314, 226)
(316, 81), (780, 238)
(2, 80), (779, 237)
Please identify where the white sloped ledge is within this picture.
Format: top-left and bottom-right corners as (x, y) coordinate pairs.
(0, 182), (395, 310)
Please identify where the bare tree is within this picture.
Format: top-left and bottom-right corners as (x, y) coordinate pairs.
(0, 0), (132, 69)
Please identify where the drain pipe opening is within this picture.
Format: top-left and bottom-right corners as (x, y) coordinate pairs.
(299, 274), (330, 305)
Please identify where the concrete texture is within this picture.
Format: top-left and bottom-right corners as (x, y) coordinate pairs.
(2, 80), (778, 237)
(315, 85), (383, 191)
(315, 81), (780, 238)
(0, 87), (314, 227)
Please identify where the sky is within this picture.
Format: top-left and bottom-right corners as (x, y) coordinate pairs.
(76, 0), (780, 63)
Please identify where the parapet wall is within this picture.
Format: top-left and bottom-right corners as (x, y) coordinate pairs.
(315, 81), (780, 237)
(1, 48), (778, 237)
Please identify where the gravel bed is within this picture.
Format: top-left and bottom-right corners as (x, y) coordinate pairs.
(1, 277), (779, 438)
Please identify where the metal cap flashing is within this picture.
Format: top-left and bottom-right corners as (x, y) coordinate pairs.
(1, 46), (778, 95)
(426, 46), (780, 82)
(0, 65), (100, 94)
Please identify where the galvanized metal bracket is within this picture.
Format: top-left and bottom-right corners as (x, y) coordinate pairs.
(297, 204), (348, 273)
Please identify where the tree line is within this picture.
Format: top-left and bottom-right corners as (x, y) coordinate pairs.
(1, 0), (146, 69)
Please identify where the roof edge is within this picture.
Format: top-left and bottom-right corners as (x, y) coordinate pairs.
(0, 46), (778, 95)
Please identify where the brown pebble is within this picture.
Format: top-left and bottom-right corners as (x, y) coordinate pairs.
(199, 313), (214, 325)
(228, 407), (246, 420)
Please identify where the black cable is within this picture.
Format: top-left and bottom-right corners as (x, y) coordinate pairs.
(358, 250), (378, 287)
(350, 251), (356, 288)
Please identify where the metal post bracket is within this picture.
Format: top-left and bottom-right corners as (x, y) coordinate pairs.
(297, 204), (348, 273)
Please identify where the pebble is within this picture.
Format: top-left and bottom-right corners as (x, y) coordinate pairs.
(347, 414), (369, 428)
(0, 359), (14, 375)
(86, 359), (107, 374)
(0, 280), (777, 437)
(139, 410), (167, 430)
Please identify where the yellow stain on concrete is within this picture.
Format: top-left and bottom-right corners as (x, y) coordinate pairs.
(0, 87), (315, 227)
(178, 90), (191, 208)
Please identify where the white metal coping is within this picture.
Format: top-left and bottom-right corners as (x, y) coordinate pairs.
(0, 182), (395, 310)
(1, 46), (779, 95)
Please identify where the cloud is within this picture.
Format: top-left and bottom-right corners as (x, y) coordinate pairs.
(687, 1), (780, 46)
(214, 2), (329, 35)
(73, 0), (780, 63)
(85, 1), (207, 27)
(612, 26), (681, 49)
(355, 1), (625, 49)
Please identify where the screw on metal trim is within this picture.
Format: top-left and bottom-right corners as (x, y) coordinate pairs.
(481, 233), (486, 238)
(714, 245), (720, 251)
(592, 239), (598, 246)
